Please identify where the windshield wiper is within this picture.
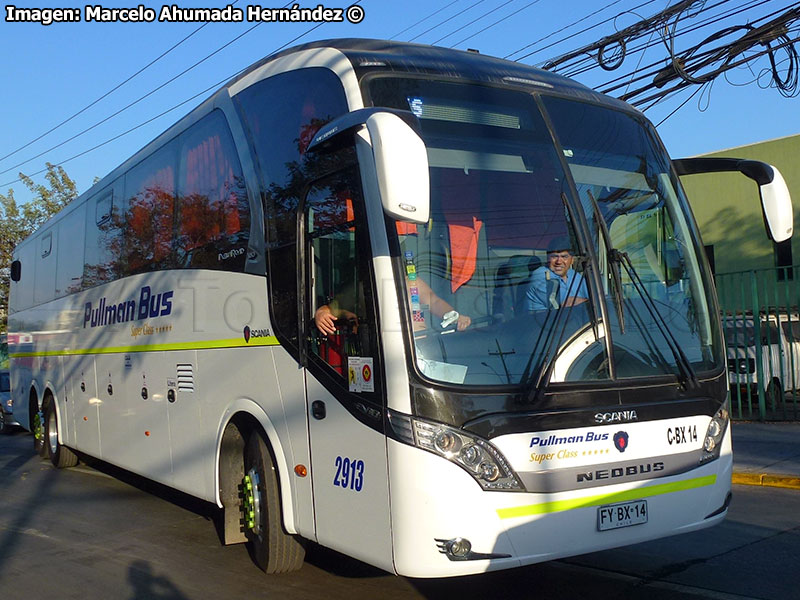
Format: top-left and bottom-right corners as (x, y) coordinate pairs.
(583, 190), (697, 390)
(616, 250), (700, 391)
(586, 190), (626, 334)
(520, 266), (585, 404)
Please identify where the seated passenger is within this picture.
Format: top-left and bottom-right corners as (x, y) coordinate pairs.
(525, 237), (588, 311)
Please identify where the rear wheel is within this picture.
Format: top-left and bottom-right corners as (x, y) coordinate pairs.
(242, 431), (305, 573)
(45, 402), (78, 468)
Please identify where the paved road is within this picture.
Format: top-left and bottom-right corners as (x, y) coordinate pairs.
(1, 429), (798, 600)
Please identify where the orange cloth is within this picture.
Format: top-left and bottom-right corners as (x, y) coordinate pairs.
(448, 217), (483, 293)
(396, 222), (418, 235)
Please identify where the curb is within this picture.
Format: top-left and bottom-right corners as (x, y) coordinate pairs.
(732, 472), (800, 490)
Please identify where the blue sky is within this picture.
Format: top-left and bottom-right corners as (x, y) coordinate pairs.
(1, 0), (798, 205)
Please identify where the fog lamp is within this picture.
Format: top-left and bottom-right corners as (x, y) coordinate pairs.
(434, 430), (460, 455)
(460, 444), (480, 466)
(480, 462), (500, 482)
(447, 538), (472, 557)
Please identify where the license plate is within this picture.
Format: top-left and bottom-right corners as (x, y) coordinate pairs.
(597, 499), (648, 531)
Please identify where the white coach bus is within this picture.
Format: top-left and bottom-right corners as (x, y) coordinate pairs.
(8, 39), (792, 577)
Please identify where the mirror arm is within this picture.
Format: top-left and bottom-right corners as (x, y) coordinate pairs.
(307, 108), (421, 154)
(672, 157), (775, 186)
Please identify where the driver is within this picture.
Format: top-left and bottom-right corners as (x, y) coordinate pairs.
(525, 236), (588, 312)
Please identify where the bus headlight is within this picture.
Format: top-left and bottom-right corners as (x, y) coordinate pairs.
(388, 410), (524, 491)
(700, 400), (729, 464)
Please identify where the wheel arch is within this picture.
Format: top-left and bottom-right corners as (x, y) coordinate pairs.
(27, 383), (41, 430)
(214, 399), (297, 537)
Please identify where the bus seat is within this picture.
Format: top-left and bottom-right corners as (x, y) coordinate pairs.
(492, 255), (542, 321)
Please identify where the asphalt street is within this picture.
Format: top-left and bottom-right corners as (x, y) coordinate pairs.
(1, 428), (798, 600)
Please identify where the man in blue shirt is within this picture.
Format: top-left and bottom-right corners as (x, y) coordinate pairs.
(525, 237), (588, 311)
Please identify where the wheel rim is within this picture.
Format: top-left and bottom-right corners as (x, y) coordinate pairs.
(243, 468), (263, 536)
(47, 411), (58, 455)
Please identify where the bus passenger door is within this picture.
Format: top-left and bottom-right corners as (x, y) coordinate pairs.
(301, 170), (393, 573)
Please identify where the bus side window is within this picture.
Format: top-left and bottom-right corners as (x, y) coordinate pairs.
(122, 143), (177, 274)
(233, 67), (349, 355)
(84, 185), (123, 288)
(177, 110), (250, 271)
(304, 170), (376, 383)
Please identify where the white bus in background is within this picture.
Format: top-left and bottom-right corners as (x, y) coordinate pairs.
(723, 313), (800, 403)
(7, 39), (793, 577)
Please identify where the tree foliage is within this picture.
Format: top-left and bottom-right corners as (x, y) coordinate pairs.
(0, 163), (78, 332)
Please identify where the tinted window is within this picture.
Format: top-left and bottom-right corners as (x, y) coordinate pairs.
(306, 167), (378, 391)
(781, 320), (800, 340)
(84, 187), (123, 287)
(1, 372), (10, 392)
(56, 205), (86, 296)
(176, 110), (250, 270)
(235, 68), (349, 351)
(123, 143), (177, 275)
(34, 229), (57, 304)
(81, 111), (250, 288)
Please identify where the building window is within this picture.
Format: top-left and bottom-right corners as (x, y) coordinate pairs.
(775, 239), (794, 281)
(704, 244), (715, 275)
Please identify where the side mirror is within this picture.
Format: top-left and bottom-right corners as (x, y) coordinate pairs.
(673, 157), (793, 243)
(365, 112), (430, 224)
(308, 108), (430, 225)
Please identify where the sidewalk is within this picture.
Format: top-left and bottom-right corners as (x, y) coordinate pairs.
(731, 421), (800, 489)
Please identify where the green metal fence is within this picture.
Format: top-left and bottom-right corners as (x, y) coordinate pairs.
(715, 266), (800, 421)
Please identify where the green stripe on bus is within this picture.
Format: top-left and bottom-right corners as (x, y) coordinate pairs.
(496, 474), (718, 520)
(8, 336), (280, 358)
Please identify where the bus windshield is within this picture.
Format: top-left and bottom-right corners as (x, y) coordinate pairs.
(368, 78), (721, 387)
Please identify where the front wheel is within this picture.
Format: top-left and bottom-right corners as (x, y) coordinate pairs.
(0, 410), (9, 434)
(45, 402), (78, 468)
(242, 432), (305, 574)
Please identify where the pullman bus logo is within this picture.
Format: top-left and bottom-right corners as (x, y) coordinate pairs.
(613, 431), (629, 453)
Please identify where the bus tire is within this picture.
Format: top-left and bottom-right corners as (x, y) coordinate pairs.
(243, 431), (305, 574)
(45, 402), (78, 468)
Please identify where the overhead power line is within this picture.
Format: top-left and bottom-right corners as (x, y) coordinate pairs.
(0, 2), (360, 189)
(432, 0), (516, 45)
(531, 0), (800, 111)
(586, 0), (772, 88)
(407, 0), (490, 42)
(504, 0), (653, 61)
(391, 0), (461, 40)
(0, 1), (243, 166)
(0, 14), (265, 178)
(450, 0), (546, 48)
